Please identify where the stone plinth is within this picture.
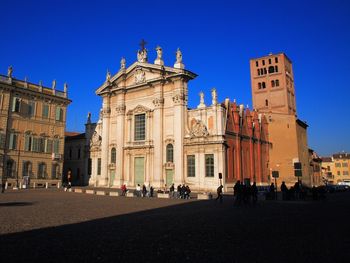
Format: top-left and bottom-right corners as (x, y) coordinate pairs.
(96, 191), (106, 196)
(86, 190), (95, 194)
(157, 193), (170, 199)
(109, 192), (119, 197)
(197, 193), (213, 200)
(74, 188), (83, 193)
(126, 192), (134, 197)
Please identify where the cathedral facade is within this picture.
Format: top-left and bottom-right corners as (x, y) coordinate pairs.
(88, 46), (270, 191)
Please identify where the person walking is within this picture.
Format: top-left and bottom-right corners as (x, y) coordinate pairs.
(251, 182), (258, 205)
(281, 181), (288, 200)
(216, 185), (224, 203)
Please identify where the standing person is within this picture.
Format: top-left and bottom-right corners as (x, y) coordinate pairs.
(169, 183), (175, 198)
(136, 184), (141, 197)
(142, 184), (147, 198)
(150, 185), (154, 197)
(146, 183), (151, 197)
(216, 185), (224, 203)
(281, 181), (288, 200)
(121, 184), (127, 196)
(269, 183), (275, 200)
(251, 182), (258, 205)
(67, 170), (72, 189)
(177, 184), (182, 199)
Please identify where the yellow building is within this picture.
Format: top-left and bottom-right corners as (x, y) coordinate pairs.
(333, 153), (350, 183)
(0, 67), (71, 188)
(250, 53), (311, 187)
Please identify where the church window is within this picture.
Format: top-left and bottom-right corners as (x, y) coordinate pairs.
(166, 144), (174, 163)
(205, 154), (214, 177)
(269, 58), (271, 64)
(276, 79), (280, 87)
(256, 61), (258, 67)
(187, 155), (195, 177)
(262, 82), (266, 89)
(134, 113), (146, 141)
(264, 68), (267, 74)
(275, 66), (278, 72)
(258, 83), (262, 89)
(268, 66), (275, 74)
(257, 69), (260, 76)
(275, 57), (278, 63)
(271, 80), (275, 87)
(111, 147), (116, 164)
(97, 158), (101, 175)
(262, 60), (265, 66)
(265, 100), (269, 106)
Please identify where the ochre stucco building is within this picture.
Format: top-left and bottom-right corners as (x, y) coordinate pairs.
(250, 53), (311, 187)
(0, 67), (70, 187)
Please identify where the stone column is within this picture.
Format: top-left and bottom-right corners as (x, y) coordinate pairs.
(172, 80), (186, 185)
(99, 95), (110, 186)
(115, 103), (125, 186)
(152, 94), (164, 188)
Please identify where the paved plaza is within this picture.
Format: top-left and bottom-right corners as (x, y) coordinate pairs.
(1, 189), (350, 262)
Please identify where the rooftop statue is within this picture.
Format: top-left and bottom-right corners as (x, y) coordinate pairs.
(7, 66), (13, 78)
(52, 79), (56, 90)
(120, 57), (126, 70)
(176, 48), (182, 63)
(106, 69), (111, 82)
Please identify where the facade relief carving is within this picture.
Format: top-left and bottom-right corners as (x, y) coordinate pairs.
(190, 119), (209, 137)
(135, 68), (146, 84)
(90, 131), (102, 148)
(127, 105), (152, 115)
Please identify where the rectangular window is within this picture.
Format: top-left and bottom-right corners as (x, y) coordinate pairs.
(53, 139), (60, 154)
(9, 133), (17, 150)
(342, 162), (348, 167)
(255, 61), (258, 67)
(343, 171), (349, 176)
(42, 104), (49, 118)
(12, 97), (21, 113)
(46, 139), (52, 153)
(268, 58), (271, 64)
(187, 155), (195, 177)
(134, 113), (146, 141)
(32, 138), (39, 152)
(39, 138), (45, 152)
(205, 154), (214, 177)
(0, 133), (5, 149)
(55, 107), (63, 121)
(262, 60), (265, 66)
(335, 163), (341, 167)
(337, 171), (341, 175)
(24, 135), (32, 151)
(327, 166), (330, 171)
(28, 101), (36, 117)
(88, 158), (92, 175)
(275, 79), (280, 87)
(275, 57), (278, 63)
(97, 158), (101, 175)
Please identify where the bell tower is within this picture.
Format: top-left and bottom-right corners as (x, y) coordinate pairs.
(250, 53), (296, 115)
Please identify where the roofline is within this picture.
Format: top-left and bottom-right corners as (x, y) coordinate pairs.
(250, 52), (293, 64)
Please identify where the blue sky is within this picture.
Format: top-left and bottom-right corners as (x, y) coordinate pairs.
(1, 0), (349, 156)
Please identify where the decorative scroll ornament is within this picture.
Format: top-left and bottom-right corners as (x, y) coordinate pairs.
(115, 104), (126, 114)
(152, 97), (164, 108)
(172, 93), (185, 105)
(190, 120), (209, 137)
(135, 69), (146, 84)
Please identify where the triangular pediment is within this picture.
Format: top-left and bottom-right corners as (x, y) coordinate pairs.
(96, 61), (197, 95)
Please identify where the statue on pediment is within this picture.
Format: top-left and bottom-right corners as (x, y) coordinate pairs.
(135, 69), (146, 84)
(137, 49), (148, 63)
(120, 57), (126, 70)
(174, 48), (184, 69)
(52, 80), (56, 90)
(91, 131), (102, 147)
(211, 88), (217, 105)
(7, 66), (13, 78)
(106, 69), (111, 82)
(154, 46), (164, 65)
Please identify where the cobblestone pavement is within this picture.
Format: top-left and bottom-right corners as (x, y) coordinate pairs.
(1, 189), (350, 262)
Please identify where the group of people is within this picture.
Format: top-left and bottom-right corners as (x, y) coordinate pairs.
(170, 184), (191, 199)
(233, 181), (258, 206)
(132, 184), (155, 197)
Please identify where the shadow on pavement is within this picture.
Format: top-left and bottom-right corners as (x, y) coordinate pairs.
(0, 202), (34, 207)
(1, 196), (350, 262)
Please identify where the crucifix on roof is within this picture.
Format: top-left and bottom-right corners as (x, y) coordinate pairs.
(139, 39), (147, 50)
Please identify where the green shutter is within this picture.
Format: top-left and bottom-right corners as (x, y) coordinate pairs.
(134, 157), (145, 185)
(9, 134), (14, 149)
(12, 98), (16, 112)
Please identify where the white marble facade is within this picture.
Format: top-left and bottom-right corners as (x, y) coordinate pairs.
(89, 47), (226, 191)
